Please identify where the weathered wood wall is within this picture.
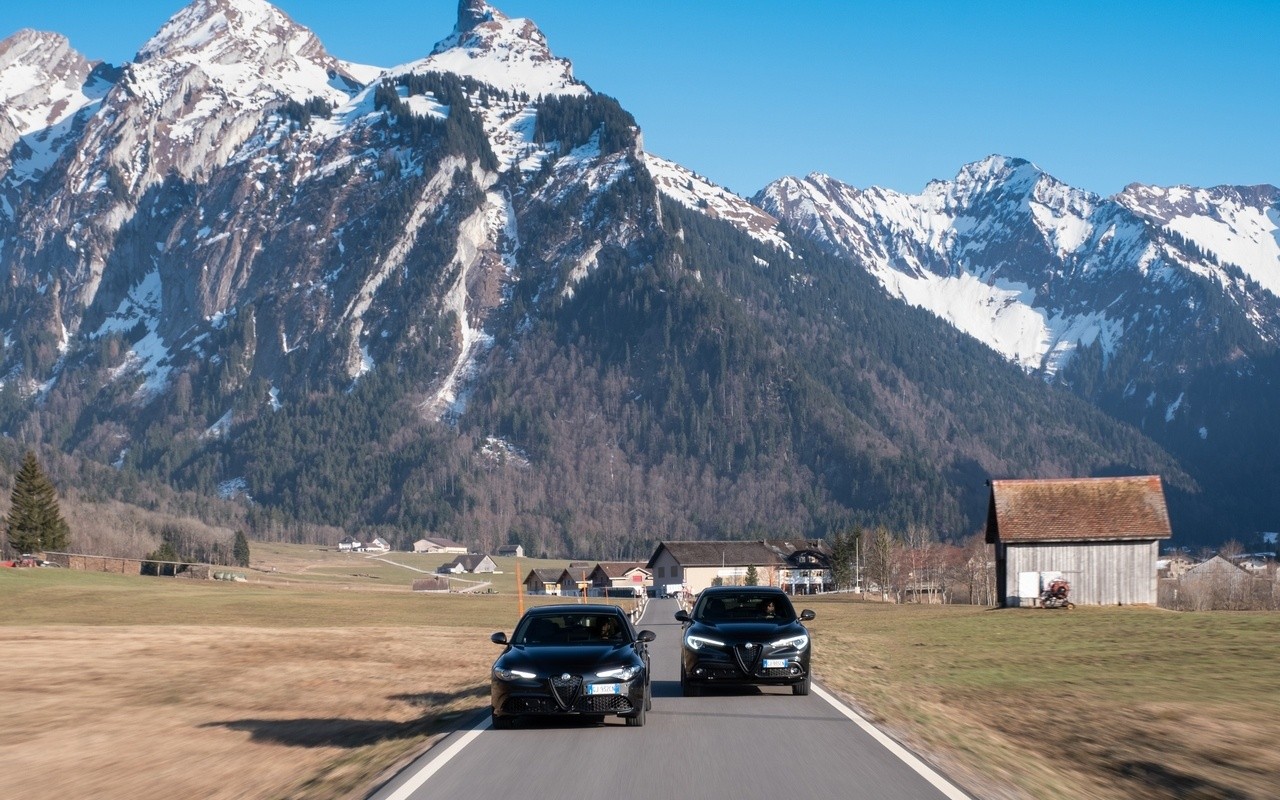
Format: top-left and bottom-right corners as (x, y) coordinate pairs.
(999, 540), (1159, 606)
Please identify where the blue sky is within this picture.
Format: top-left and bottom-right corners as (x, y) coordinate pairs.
(3, 1), (1276, 198)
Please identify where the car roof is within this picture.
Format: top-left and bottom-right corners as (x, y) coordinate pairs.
(523, 604), (626, 616)
(699, 586), (788, 596)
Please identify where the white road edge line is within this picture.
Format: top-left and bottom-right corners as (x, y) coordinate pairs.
(812, 683), (972, 800)
(379, 721), (489, 800)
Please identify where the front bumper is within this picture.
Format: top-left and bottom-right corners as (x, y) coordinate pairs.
(682, 643), (809, 686)
(492, 675), (645, 718)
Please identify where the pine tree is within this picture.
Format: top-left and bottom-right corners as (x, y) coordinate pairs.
(4, 450), (70, 555)
(744, 564), (759, 586)
(233, 531), (251, 568)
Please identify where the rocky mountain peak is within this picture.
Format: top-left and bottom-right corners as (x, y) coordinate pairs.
(137, 0), (331, 71)
(0, 30), (100, 134)
(456, 0), (505, 34)
(421, 0), (585, 98)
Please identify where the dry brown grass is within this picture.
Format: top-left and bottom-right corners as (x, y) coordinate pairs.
(0, 549), (641, 800)
(0, 566), (508, 800)
(805, 598), (1280, 800)
(9, 552), (1277, 800)
(1, 625), (489, 800)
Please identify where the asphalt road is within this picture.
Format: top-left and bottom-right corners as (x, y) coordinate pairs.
(369, 598), (971, 800)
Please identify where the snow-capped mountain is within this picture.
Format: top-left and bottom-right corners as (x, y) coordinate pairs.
(0, 0), (668, 446)
(0, 30), (113, 195)
(0, 0), (1273, 549)
(758, 156), (1280, 379)
(409, 0), (587, 99)
(758, 158), (1280, 539)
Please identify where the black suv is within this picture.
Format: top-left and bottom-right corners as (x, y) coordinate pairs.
(675, 586), (815, 696)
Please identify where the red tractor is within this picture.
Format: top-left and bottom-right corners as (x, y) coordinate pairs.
(1040, 579), (1074, 609)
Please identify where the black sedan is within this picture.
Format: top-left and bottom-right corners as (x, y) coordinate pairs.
(675, 586), (815, 696)
(490, 604), (655, 728)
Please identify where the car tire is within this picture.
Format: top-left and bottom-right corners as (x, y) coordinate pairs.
(491, 710), (513, 729)
(793, 673), (811, 696)
(625, 701), (646, 727)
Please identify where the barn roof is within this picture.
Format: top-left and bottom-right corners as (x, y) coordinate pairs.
(444, 553), (493, 571)
(986, 476), (1172, 544)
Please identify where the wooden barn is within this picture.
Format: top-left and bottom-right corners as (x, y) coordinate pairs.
(986, 476), (1172, 607)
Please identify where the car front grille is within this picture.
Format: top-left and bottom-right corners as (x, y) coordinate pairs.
(732, 643), (763, 674)
(548, 675), (584, 709)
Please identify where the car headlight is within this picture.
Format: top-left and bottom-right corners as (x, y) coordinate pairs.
(596, 665), (641, 680)
(685, 634), (725, 650)
(493, 667), (537, 681)
(770, 634), (810, 650)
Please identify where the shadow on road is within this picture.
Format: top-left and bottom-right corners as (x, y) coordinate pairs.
(200, 686), (487, 748)
(652, 678), (767, 698)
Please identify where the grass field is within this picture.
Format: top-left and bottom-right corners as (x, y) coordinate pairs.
(804, 598), (1280, 799)
(3, 553), (1278, 800)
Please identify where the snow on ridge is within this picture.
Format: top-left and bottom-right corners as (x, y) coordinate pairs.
(759, 162), (1133, 374)
(0, 29), (109, 182)
(93, 268), (173, 398)
(1116, 185), (1280, 297)
(647, 154), (790, 253)
(425, 188), (509, 420)
(873, 259), (1118, 375)
(341, 155), (475, 380)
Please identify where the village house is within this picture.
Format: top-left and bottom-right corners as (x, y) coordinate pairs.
(1176, 556), (1255, 610)
(560, 565), (593, 596)
(496, 544), (524, 558)
(986, 475), (1173, 607)
(524, 568), (565, 595)
(437, 554), (498, 574)
(337, 536), (364, 552)
(646, 539), (833, 595)
(412, 536), (468, 554)
(588, 562), (653, 594)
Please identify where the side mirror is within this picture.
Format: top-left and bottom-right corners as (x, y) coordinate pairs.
(490, 632), (509, 645)
(674, 610), (691, 623)
(800, 610), (815, 621)
(636, 629), (656, 643)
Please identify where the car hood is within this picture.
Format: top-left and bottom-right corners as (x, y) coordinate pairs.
(691, 621), (806, 643)
(496, 644), (639, 674)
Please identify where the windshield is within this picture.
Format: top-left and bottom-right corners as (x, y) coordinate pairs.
(694, 592), (796, 622)
(513, 612), (629, 645)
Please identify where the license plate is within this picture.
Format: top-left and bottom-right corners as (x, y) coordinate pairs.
(588, 684), (621, 695)
(763, 659), (787, 669)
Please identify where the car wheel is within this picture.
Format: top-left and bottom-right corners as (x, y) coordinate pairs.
(625, 701), (646, 727)
(491, 710), (513, 729)
(793, 673), (811, 696)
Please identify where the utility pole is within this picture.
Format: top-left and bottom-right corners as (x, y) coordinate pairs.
(855, 532), (862, 592)
(515, 556), (524, 616)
